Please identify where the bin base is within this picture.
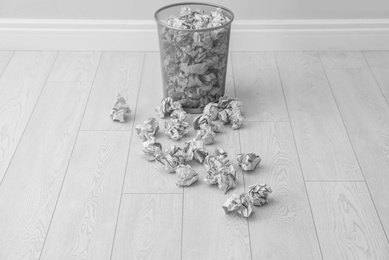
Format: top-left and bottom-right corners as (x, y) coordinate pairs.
(183, 107), (203, 114)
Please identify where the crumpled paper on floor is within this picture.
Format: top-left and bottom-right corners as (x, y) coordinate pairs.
(237, 153), (261, 171)
(176, 165), (199, 186)
(190, 139), (209, 164)
(135, 118), (159, 140)
(193, 114), (212, 130)
(216, 167), (237, 194)
(191, 96), (244, 131)
(171, 109), (187, 122)
(196, 125), (216, 145)
(248, 183), (273, 206)
(218, 98), (244, 129)
(222, 192), (253, 218)
(204, 148), (237, 193)
(217, 96), (235, 109)
(209, 120), (222, 133)
(193, 148), (208, 164)
(222, 183), (272, 217)
(203, 102), (220, 120)
(110, 93), (131, 122)
(155, 97), (183, 118)
(164, 120), (189, 140)
(142, 137), (162, 161)
(182, 138), (208, 163)
(157, 144), (186, 173)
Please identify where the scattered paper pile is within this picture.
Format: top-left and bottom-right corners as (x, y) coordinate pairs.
(111, 91), (271, 218)
(223, 184), (273, 217)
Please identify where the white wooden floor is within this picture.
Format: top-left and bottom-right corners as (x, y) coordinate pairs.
(0, 51), (389, 260)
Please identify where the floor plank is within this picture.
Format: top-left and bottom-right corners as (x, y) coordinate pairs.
(111, 194), (182, 260)
(182, 115), (251, 260)
(123, 53), (183, 193)
(47, 51), (101, 82)
(307, 182), (389, 260)
(0, 82), (91, 259)
(40, 131), (131, 260)
(81, 52), (144, 130)
(321, 52), (389, 237)
(276, 52), (362, 181)
(0, 51), (57, 183)
(232, 52), (288, 122)
(320, 52), (368, 69)
(241, 122), (322, 260)
(363, 51), (389, 104)
(0, 51), (13, 76)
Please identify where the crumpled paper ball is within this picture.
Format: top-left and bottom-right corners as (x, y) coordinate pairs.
(217, 97), (244, 129)
(176, 165), (199, 187)
(203, 102), (219, 120)
(157, 144), (186, 173)
(248, 183), (273, 206)
(214, 147), (228, 160)
(110, 93), (131, 122)
(155, 97), (183, 118)
(218, 108), (231, 124)
(196, 125), (216, 145)
(182, 142), (194, 162)
(164, 120), (189, 140)
(135, 118), (159, 140)
(183, 138), (208, 163)
(216, 167), (237, 194)
(142, 137), (162, 161)
(222, 192), (253, 218)
(237, 153), (261, 171)
(209, 120), (222, 133)
(228, 101), (244, 130)
(171, 109), (187, 122)
(218, 96), (235, 109)
(228, 100), (244, 114)
(204, 148), (237, 194)
(222, 183), (272, 217)
(193, 114), (212, 130)
(193, 148), (208, 164)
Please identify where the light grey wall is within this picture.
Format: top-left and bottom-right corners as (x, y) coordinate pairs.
(0, 0), (388, 20)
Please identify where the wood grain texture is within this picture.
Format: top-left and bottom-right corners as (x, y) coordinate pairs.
(0, 51), (57, 183)
(47, 51), (101, 82)
(363, 52), (389, 68)
(123, 53), (183, 193)
(0, 82), (91, 260)
(182, 115), (251, 260)
(232, 52), (288, 121)
(307, 182), (389, 260)
(322, 52), (389, 237)
(363, 51), (389, 103)
(241, 122), (322, 260)
(320, 51), (368, 69)
(0, 51), (13, 76)
(111, 194), (182, 260)
(81, 52), (144, 130)
(40, 131), (131, 260)
(276, 52), (362, 181)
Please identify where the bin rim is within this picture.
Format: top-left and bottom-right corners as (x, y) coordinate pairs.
(154, 2), (234, 32)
